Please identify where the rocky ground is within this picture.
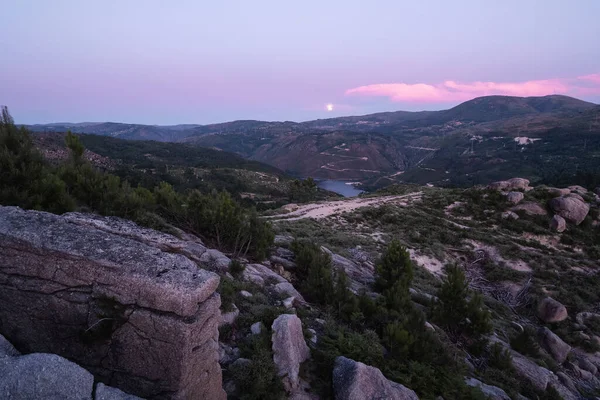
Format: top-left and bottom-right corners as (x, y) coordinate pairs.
(2, 178), (600, 399)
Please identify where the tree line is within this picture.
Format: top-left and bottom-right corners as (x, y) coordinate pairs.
(0, 106), (273, 259)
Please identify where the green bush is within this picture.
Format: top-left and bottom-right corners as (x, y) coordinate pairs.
(231, 332), (285, 400)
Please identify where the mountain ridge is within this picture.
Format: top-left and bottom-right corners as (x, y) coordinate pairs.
(26, 95), (600, 188)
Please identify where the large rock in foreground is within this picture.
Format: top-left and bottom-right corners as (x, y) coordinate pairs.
(0, 206), (225, 399)
(271, 314), (310, 392)
(0, 353), (94, 400)
(549, 195), (590, 225)
(333, 356), (418, 400)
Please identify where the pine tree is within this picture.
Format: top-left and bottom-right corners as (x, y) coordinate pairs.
(375, 240), (413, 311)
(433, 264), (491, 338)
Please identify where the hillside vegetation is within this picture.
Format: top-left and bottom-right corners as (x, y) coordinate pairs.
(29, 95), (600, 190)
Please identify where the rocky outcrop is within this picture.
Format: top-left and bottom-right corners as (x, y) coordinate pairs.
(333, 356), (418, 400)
(489, 178), (530, 191)
(63, 212), (208, 262)
(511, 202), (547, 216)
(271, 314), (310, 393)
(549, 195), (590, 225)
(0, 206), (225, 399)
(538, 328), (571, 363)
(506, 191), (524, 205)
(550, 215), (566, 232)
(465, 378), (510, 400)
(537, 297), (568, 323)
(322, 247), (374, 291)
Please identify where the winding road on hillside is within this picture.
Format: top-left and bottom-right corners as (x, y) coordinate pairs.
(265, 192), (422, 222)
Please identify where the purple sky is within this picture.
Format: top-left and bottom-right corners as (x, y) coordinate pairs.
(2, 0), (600, 124)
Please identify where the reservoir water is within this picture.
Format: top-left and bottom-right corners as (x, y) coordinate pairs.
(317, 180), (364, 197)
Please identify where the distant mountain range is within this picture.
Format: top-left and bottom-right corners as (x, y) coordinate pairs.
(27, 95), (600, 188)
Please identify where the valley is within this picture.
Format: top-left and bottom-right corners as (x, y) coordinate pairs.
(28, 95), (600, 191)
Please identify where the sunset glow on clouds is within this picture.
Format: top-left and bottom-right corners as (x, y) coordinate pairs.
(345, 74), (600, 104)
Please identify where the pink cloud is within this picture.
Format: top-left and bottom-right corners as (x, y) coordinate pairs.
(345, 73), (600, 103)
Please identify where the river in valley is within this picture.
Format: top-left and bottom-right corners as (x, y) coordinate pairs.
(316, 180), (364, 197)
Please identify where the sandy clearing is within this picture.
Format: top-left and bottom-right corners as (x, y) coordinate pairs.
(266, 192), (422, 222)
(466, 240), (532, 272)
(408, 249), (445, 275)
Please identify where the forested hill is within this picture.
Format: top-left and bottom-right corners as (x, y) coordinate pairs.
(27, 95), (600, 189)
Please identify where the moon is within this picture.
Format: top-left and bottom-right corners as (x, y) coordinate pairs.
(326, 103), (334, 111)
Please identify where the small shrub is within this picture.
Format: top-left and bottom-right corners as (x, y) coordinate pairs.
(229, 259), (245, 277)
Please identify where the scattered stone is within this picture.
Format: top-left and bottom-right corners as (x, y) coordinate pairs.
(199, 249), (232, 272)
(549, 215), (566, 232)
(282, 204), (299, 213)
(537, 297), (568, 323)
(0, 353), (94, 400)
(251, 322), (264, 335)
(95, 383), (143, 400)
(548, 380), (579, 400)
(511, 202), (547, 216)
(274, 235), (294, 246)
(274, 282), (306, 303)
(511, 351), (553, 391)
(568, 185), (588, 195)
(538, 327), (571, 363)
(220, 304), (240, 327)
(240, 290), (253, 298)
(308, 329), (317, 345)
(271, 255), (296, 270)
(572, 363), (594, 381)
(230, 358), (252, 369)
(506, 191), (525, 205)
(465, 377), (510, 400)
(219, 343), (241, 365)
(0, 334), (20, 358)
(271, 314), (310, 392)
(556, 371), (577, 393)
(275, 247), (295, 259)
(243, 263), (287, 287)
(333, 356), (418, 400)
(501, 211), (519, 220)
(283, 296), (296, 309)
(322, 247), (375, 291)
(549, 196), (590, 225)
(575, 311), (600, 327)
(546, 187), (572, 197)
(577, 357), (598, 376)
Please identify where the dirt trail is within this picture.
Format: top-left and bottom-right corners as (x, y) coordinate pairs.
(266, 192), (422, 222)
